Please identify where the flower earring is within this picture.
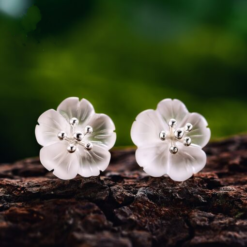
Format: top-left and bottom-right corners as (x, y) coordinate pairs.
(35, 97), (116, 180)
(131, 99), (210, 182)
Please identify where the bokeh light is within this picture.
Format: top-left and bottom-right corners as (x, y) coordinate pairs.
(0, 0), (31, 17)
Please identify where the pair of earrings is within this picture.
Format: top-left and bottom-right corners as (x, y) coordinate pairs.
(35, 97), (210, 182)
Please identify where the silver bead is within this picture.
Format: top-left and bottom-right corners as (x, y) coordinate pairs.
(70, 117), (79, 126)
(174, 128), (184, 139)
(67, 144), (77, 153)
(74, 132), (83, 141)
(58, 131), (66, 140)
(170, 146), (178, 154)
(159, 131), (166, 141)
(85, 142), (93, 150)
(169, 119), (177, 127)
(84, 125), (93, 134)
(185, 123), (193, 132)
(183, 137), (192, 146)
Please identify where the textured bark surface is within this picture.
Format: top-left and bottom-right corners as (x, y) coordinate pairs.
(1, 135), (247, 247)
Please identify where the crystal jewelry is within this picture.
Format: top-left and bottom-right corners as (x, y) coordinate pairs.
(35, 97), (116, 180)
(131, 99), (210, 182)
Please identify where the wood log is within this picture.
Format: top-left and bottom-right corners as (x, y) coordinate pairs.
(1, 135), (247, 247)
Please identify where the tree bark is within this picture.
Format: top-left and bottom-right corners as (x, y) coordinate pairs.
(1, 135), (247, 247)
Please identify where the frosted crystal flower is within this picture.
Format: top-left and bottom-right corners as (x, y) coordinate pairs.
(35, 97), (116, 180)
(131, 99), (210, 182)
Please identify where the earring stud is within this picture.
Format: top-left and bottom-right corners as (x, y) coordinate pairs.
(35, 97), (116, 180)
(131, 99), (211, 182)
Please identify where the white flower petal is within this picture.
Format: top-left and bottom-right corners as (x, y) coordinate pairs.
(157, 99), (189, 126)
(77, 145), (111, 177)
(131, 110), (165, 147)
(40, 142), (80, 180)
(35, 109), (70, 146)
(136, 142), (169, 177)
(179, 113), (211, 148)
(85, 114), (116, 150)
(167, 143), (206, 182)
(57, 97), (95, 125)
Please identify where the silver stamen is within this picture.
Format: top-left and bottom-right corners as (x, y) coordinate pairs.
(74, 132), (83, 141)
(174, 128), (184, 139)
(70, 117), (79, 126)
(67, 144), (77, 153)
(169, 119), (177, 127)
(159, 131), (166, 141)
(85, 142), (93, 150)
(185, 123), (193, 132)
(58, 131), (67, 140)
(84, 126), (93, 134)
(183, 137), (192, 146)
(170, 146), (178, 154)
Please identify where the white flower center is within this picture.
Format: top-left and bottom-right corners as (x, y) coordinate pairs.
(159, 118), (193, 154)
(58, 117), (94, 153)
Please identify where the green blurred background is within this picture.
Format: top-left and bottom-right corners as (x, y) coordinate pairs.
(0, 0), (247, 162)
